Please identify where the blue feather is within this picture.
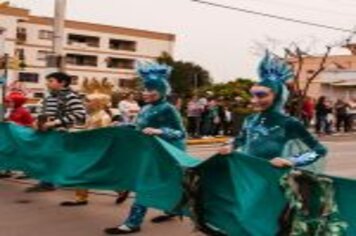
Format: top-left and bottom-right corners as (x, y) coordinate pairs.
(136, 61), (172, 96)
(137, 61), (172, 81)
(258, 51), (294, 84)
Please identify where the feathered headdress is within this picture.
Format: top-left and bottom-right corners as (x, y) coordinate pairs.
(136, 61), (172, 97)
(81, 78), (113, 107)
(258, 51), (294, 85)
(257, 51), (294, 112)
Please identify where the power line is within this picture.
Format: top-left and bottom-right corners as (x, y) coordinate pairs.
(191, 0), (356, 33)
(231, 0), (356, 19)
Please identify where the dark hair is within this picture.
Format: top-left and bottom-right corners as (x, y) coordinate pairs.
(46, 72), (72, 87)
(125, 92), (135, 99)
(317, 96), (326, 105)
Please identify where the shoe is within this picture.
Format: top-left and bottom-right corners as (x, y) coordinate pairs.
(15, 174), (29, 180)
(151, 214), (176, 223)
(104, 225), (141, 235)
(0, 171), (12, 179)
(25, 184), (56, 193)
(60, 201), (88, 207)
(115, 191), (129, 205)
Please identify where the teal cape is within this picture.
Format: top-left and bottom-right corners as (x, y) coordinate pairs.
(0, 123), (355, 235)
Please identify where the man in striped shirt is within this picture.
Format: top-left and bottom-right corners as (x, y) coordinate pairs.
(25, 72), (87, 192)
(39, 72), (86, 131)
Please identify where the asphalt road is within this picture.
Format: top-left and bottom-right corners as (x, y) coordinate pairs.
(1, 140), (355, 236)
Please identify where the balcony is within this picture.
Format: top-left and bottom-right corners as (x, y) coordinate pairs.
(107, 57), (135, 70)
(66, 54), (98, 67)
(37, 50), (52, 61)
(16, 27), (27, 44)
(18, 72), (39, 83)
(38, 30), (53, 40)
(109, 39), (136, 52)
(68, 34), (100, 48)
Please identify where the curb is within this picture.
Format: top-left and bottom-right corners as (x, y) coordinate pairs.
(187, 137), (229, 145)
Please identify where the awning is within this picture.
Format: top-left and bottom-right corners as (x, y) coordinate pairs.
(331, 81), (356, 87)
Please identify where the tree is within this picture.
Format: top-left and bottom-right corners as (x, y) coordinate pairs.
(284, 44), (332, 118)
(157, 52), (213, 97)
(199, 78), (254, 115)
(199, 78), (253, 100)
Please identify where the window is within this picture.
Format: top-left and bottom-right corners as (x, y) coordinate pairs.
(18, 73), (39, 83)
(109, 39), (136, 51)
(39, 30), (53, 40)
(68, 34), (100, 47)
(17, 27), (26, 33)
(107, 57), (135, 69)
(16, 27), (27, 42)
(15, 48), (25, 59)
(66, 54), (98, 67)
(37, 50), (52, 61)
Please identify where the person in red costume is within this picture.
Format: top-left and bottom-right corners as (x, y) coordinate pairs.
(0, 91), (34, 179)
(5, 91), (34, 127)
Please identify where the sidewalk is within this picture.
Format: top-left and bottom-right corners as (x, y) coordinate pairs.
(318, 131), (356, 142)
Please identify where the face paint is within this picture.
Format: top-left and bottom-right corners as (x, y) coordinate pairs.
(250, 86), (276, 112)
(250, 90), (270, 99)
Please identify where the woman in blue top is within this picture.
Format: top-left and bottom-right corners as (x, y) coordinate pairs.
(219, 52), (327, 169)
(105, 62), (186, 235)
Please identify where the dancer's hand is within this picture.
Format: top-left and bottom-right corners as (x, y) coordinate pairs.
(270, 158), (293, 168)
(37, 120), (60, 131)
(142, 127), (163, 136)
(218, 144), (233, 155)
(42, 121), (57, 131)
(32, 120), (39, 130)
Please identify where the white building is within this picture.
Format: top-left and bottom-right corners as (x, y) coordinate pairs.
(0, 5), (175, 101)
(317, 70), (356, 100)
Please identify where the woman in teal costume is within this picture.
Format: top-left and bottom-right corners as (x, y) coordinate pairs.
(105, 62), (186, 235)
(219, 52), (327, 169)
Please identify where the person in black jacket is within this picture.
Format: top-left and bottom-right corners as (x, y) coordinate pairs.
(315, 96), (332, 135)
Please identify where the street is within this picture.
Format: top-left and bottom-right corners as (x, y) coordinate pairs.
(1, 140), (355, 236)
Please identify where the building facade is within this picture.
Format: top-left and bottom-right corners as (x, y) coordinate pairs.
(0, 5), (175, 101)
(290, 45), (356, 99)
(318, 70), (356, 100)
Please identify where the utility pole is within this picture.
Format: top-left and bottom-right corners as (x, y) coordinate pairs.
(47, 0), (67, 72)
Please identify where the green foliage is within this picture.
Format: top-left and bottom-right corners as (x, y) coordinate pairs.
(157, 52), (255, 115)
(199, 78), (253, 100)
(200, 78), (254, 115)
(157, 52), (213, 97)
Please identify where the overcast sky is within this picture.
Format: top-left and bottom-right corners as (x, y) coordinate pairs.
(9, 0), (356, 82)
